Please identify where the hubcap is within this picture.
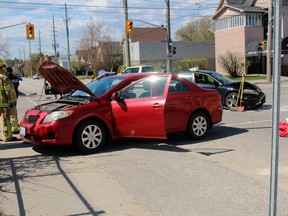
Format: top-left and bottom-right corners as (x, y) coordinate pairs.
(81, 125), (102, 149)
(192, 116), (207, 136)
(226, 94), (237, 109)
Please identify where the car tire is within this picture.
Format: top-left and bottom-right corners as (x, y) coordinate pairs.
(225, 92), (238, 110)
(187, 112), (210, 139)
(74, 120), (106, 154)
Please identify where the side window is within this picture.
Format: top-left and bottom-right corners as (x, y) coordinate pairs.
(168, 78), (190, 94)
(205, 75), (217, 84)
(142, 67), (154, 72)
(121, 76), (167, 99)
(195, 73), (204, 84)
(131, 68), (139, 73)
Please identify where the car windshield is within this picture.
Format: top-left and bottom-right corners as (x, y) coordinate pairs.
(71, 76), (125, 98)
(208, 72), (233, 85)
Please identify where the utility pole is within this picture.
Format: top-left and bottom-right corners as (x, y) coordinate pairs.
(64, 3), (71, 72)
(266, 0), (273, 82)
(38, 30), (42, 64)
(123, 0), (131, 67)
(165, 0), (172, 73)
(52, 15), (58, 63)
(269, 0), (282, 215)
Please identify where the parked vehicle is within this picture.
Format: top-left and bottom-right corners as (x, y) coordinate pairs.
(178, 69), (266, 110)
(122, 65), (155, 74)
(44, 79), (58, 95)
(33, 74), (40, 79)
(20, 62), (223, 154)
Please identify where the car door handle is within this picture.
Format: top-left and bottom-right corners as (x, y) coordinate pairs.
(152, 103), (163, 108)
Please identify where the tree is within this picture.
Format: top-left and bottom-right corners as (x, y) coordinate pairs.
(22, 53), (42, 77)
(175, 17), (215, 41)
(0, 34), (9, 58)
(77, 21), (122, 74)
(217, 51), (246, 77)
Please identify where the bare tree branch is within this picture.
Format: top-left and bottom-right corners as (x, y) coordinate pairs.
(0, 34), (9, 58)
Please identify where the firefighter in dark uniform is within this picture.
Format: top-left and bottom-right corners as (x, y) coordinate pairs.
(6, 67), (19, 133)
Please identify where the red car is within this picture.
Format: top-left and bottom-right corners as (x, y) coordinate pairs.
(19, 62), (223, 154)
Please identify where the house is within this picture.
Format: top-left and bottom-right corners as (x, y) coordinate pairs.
(212, 0), (288, 75)
(75, 42), (122, 72)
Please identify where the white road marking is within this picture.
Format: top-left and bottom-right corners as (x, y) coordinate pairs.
(221, 119), (271, 127)
(25, 97), (38, 106)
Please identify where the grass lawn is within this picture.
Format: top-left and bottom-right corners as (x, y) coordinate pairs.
(228, 75), (266, 81)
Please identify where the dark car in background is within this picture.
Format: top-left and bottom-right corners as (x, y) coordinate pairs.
(20, 62), (223, 154)
(178, 70), (266, 110)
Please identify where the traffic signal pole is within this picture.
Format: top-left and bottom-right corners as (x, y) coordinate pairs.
(123, 0), (131, 67)
(165, 0), (172, 73)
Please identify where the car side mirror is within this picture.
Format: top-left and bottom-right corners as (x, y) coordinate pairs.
(112, 91), (123, 101)
(213, 81), (219, 88)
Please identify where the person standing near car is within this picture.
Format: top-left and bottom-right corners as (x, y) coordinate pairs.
(0, 60), (18, 141)
(7, 66), (20, 133)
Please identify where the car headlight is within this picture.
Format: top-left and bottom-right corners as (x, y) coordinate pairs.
(243, 89), (258, 95)
(43, 111), (74, 124)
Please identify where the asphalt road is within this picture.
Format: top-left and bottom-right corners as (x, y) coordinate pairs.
(0, 78), (288, 216)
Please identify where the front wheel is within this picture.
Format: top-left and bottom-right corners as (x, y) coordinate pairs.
(187, 112), (210, 139)
(225, 92), (238, 110)
(74, 120), (106, 154)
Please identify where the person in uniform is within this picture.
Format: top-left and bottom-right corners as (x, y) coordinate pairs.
(0, 60), (17, 142)
(6, 67), (20, 133)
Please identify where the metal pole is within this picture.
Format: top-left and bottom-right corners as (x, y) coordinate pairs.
(123, 0), (131, 67)
(269, 0), (282, 215)
(266, 0), (273, 82)
(39, 30), (42, 65)
(0, 22), (25, 30)
(29, 40), (32, 77)
(64, 3), (71, 72)
(52, 15), (58, 64)
(165, 0), (172, 73)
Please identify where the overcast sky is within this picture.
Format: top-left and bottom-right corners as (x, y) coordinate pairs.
(0, 0), (219, 60)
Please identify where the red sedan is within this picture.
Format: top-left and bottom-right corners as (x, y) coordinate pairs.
(19, 62), (223, 154)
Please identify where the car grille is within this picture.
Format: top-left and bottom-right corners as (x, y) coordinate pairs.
(25, 115), (40, 123)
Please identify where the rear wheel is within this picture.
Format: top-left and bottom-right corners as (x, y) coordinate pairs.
(225, 92), (238, 110)
(187, 112), (210, 139)
(74, 120), (106, 154)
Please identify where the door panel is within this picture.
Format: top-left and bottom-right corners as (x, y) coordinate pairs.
(111, 76), (168, 139)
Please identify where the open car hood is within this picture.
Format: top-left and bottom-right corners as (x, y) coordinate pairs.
(39, 61), (94, 96)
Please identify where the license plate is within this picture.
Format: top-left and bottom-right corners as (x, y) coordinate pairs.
(20, 126), (26, 136)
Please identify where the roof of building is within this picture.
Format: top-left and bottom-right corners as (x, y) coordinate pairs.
(212, 0), (266, 20)
(129, 28), (166, 43)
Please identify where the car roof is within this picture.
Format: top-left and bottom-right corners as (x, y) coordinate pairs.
(179, 70), (217, 75)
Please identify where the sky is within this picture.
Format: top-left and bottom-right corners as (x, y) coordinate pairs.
(0, 0), (219, 60)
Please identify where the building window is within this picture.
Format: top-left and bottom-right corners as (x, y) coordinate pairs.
(216, 13), (263, 31)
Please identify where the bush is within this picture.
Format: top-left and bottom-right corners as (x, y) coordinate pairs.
(173, 58), (208, 72)
(217, 51), (246, 77)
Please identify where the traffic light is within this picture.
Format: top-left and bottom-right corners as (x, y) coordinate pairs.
(172, 46), (176, 55)
(258, 41), (265, 51)
(26, 24), (35, 40)
(126, 20), (134, 35)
